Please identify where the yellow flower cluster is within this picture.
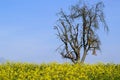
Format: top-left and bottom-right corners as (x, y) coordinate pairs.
(0, 62), (120, 80)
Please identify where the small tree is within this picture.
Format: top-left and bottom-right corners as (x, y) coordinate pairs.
(54, 1), (109, 63)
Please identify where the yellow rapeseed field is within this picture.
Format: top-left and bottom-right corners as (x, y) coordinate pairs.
(0, 62), (120, 80)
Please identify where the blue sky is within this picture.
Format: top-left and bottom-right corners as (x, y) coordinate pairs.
(0, 0), (120, 64)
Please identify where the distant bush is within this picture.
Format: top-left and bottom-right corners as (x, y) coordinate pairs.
(0, 62), (120, 80)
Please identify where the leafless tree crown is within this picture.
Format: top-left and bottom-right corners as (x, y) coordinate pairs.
(54, 1), (109, 63)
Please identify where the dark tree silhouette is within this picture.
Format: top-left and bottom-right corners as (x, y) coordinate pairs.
(54, 1), (109, 63)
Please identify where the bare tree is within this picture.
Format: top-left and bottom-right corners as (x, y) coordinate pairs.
(54, 1), (109, 63)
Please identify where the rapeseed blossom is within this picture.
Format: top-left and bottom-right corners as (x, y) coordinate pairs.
(0, 62), (119, 80)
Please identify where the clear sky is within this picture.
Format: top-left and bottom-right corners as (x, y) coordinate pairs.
(0, 0), (120, 64)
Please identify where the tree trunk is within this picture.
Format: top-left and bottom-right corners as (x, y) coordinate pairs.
(76, 55), (80, 63)
(81, 49), (87, 63)
(75, 50), (80, 63)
